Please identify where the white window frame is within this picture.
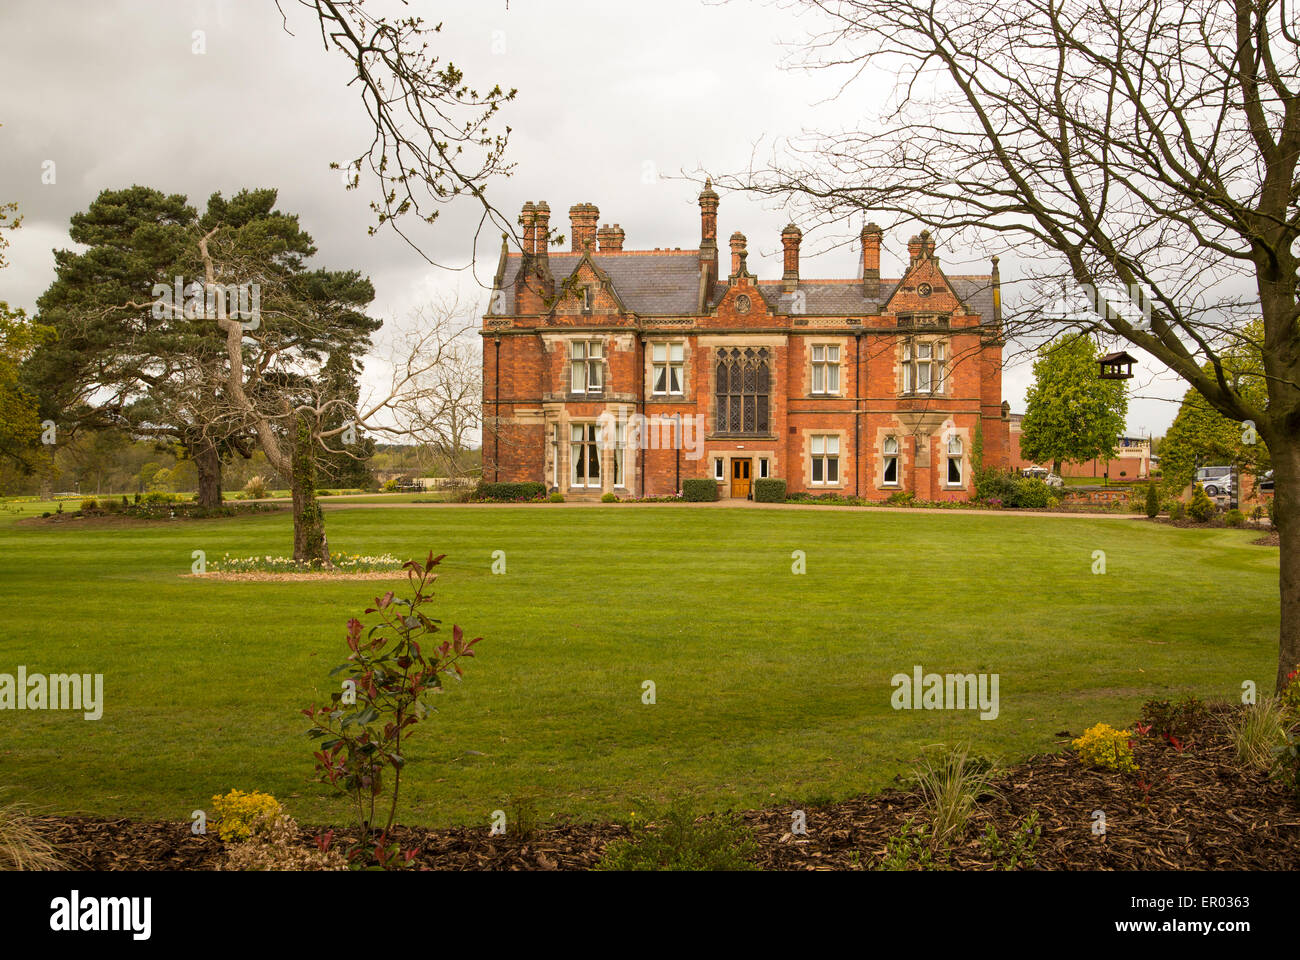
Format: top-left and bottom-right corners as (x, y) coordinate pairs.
(946, 434), (963, 486)
(651, 342), (685, 396)
(613, 422), (627, 488)
(570, 423), (601, 488)
(713, 458), (724, 481)
(811, 344), (840, 395)
(882, 436), (899, 486)
(551, 423), (560, 488)
(810, 435), (840, 486)
(570, 340), (604, 394)
(903, 339), (946, 396)
(758, 457), (770, 479)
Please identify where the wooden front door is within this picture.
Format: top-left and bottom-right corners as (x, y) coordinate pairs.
(731, 458), (752, 499)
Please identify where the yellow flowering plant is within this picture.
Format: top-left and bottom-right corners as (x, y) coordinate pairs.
(211, 789), (281, 842)
(1072, 723), (1139, 774)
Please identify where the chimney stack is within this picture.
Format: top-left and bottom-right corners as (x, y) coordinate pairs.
(699, 179), (719, 249)
(519, 201), (537, 259)
(781, 223), (802, 292)
(861, 222), (882, 299)
(569, 203), (600, 252)
(597, 223), (625, 252)
(533, 202), (551, 267)
(729, 232), (748, 277)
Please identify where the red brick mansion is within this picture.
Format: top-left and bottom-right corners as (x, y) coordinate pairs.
(482, 184), (1012, 500)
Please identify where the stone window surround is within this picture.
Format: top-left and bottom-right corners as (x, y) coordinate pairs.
(802, 336), (848, 399)
(898, 335), (949, 398)
(801, 428), (848, 490)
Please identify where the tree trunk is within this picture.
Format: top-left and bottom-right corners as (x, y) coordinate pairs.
(1272, 435), (1300, 693)
(1052, 459), (1062, 476)
(291, 413), (330, 567)
(193, 437), (223, 509)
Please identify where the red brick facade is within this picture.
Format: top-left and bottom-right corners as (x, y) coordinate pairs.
(482, 185), (1011, 500)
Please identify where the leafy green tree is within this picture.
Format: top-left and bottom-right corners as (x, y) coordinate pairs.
(1159, 321), (1269, 494)
(0, 204), (53, 486)
(1018, 335), (1128, 476)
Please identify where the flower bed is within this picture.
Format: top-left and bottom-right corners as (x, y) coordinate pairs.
(208, 552), (404, 574)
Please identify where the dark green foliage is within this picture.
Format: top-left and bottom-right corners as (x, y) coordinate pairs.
(1140, 695), (1208, 743)
(887, 489), (917, 505)
(476, 481), (546, 501)
(1168, 500), (1186, 520)
(595, 799), (759, 871)
(753, 478), (786, 502)
(1225, 508), (1246, 527)
(600, 492), (618, 503)
(681, 478), (719, 502)
(1145, 483), (1159, 518)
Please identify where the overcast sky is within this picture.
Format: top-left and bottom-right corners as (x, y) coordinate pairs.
(0, 0), (1191, 435)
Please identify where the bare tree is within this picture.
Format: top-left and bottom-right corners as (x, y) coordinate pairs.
(372, 301), (483, 486)
(281, 0), (520, 274)
(727, 0), (1300, 691)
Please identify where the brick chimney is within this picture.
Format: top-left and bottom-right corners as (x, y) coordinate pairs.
(569, 203), (599, 252)
(697, 180), (721, 308)
(519, 201), (537, 258)
(597, 223), (625, 252)
(534, 202), (551, 262)
(861, 222), (882, 299)
(730, 231), (747, 277)
(781, 223), (802, 292)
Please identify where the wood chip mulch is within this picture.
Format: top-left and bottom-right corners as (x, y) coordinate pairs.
(30, 706), (1300, 870)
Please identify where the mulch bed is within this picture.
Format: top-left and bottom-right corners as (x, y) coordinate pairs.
(1253, 532), (1281, 546)
(32, 705), (1299, 870)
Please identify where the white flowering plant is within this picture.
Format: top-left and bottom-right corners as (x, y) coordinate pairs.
(209, 552), (404, 573)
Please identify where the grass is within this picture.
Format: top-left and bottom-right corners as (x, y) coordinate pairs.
(0, 499), (1280, 830)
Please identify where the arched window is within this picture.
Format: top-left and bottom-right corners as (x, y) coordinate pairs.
(715, 347), (770, 434)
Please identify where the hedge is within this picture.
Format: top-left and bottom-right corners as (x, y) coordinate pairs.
(476, 481), (547, 502)
(753, 478), (787, 503)
(681, 478), (720, 502)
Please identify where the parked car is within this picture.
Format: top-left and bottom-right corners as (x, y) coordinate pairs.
(1195, 465), (1234, 497)
(1259, 470), (1274, 492)
(1020, 466), (1064, 488)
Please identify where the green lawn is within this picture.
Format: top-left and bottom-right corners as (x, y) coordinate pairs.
(0, 501), (1279, 830)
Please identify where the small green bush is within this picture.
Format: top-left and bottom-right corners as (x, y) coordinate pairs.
(1188, 484), (1215, 522)
(548, 492), (565, 503)
(1168, 500), (1186, 521)
(79, 498), (98, 513)
(1014, 478), (1052, 509)
(1139, 695), (1208, 743)
(476, 481), (547, 502)
(601, 492), (618, 503)
(1145, 483), (1159, 519)
(595, 799), (758, 871)
(886, 489), (916, 506)
(753, 478), (786, 503)
(1225, 508), (1245, 528)
(681, 478), (719, 502)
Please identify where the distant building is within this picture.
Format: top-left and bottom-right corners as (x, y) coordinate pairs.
(1009, 414), (1152, 479)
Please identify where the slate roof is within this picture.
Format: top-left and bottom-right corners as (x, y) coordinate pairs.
(500, 251), (996, 322)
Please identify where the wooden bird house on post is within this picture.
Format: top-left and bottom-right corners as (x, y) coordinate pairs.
(1098, 350), (1136, 380)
